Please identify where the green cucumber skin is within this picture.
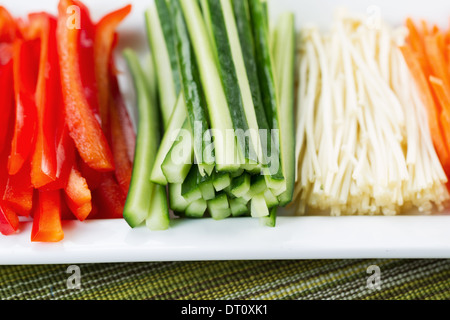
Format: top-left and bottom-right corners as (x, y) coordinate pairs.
(233, 0), (270, 136)
(179, 0), (239, 172)
(230, 173), (251, 198)
(123, 50), (163, 228)
(212, 171), (231, 192)
(260, 206), (277, 227)
(248, 0), (284, 182)
(181, 165), (201, 197)
(229, 198), (249, 217)
(155, 0), (182, 95)
(150, 94), (188, 185)
(169, 183), (189, 212)
(161, 119), (194, 184)
(146, 184), (171, 231)
(206, 0), (251, 161)
(145, 6), (176, 128)
(275, 13), (296, 206)
(173, 0), (213, 170)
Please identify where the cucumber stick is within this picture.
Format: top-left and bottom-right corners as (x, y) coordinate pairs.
(146, 0), (180, 128)
(178, 0), (239, 172)
(173, 0), (214, 175)
(185, 198), (207, 218)
(229, 198), (249, 217)
(273, 12), (296, 206)
(161, 119), (193, 183)
(212, 171), (231, 192)
(169, 183), (189, 213)
(260, 206), (277, 227)
(250, 192), (269, 218)
(150, 94), (187, 185)
(123, 49), (169, 229)
(146, 185), (170, 231)
(205, 0), (258, 164)
(207, 192), (231, 220)
(248, 0), (285, 193)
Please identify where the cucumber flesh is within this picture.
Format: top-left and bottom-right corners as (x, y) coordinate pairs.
(161, 119), (194, 184)
(212, 171), (231, 192)
(207, 192), (231, 220)
(169, 183), (189, 212)
(123, 50), (161, 228)
(260, 206), (277, 227)
(146, 184), (170, 230)
(199, 180), (216, 201)
(273, 12), (296, 206)
(146, 3), (178, 128)
(185, 198), (207, 218)
(250, 192), (269, 218)
(230, 173), (251, 198)
(150, 94), (187, 185)
(229, 198), (249, 217)
(263, 188), (279, 209)
(179, 0), (240, 172)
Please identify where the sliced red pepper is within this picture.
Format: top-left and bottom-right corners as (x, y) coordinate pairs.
(94, 173), (126, 219)
(0, 44), (14, 154)
(64, 166), (92, 221)
(27, 14), (61, 188)
(0, 202), (19, 236)
(8, 38), (39, 176)
(0, 7), (18, 43)
(94, 4), (131, 131)
(111, 71), (136, 163)
(109, 90), (133, 195)
(56, 0), (114, 172)
(3, 163), (34, 217)
(31, 190), (64, 242)
(76, 0), (100, 120)
(42, 124), (75, 191)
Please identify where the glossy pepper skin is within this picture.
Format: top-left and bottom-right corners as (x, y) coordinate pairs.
(94, 5), (134, 196)
(31, 190), (64, 242)
(0, 44), (14, 154)
(56, 0), (115, 172)
(26, 13), (61, 189)
(8, 38), (39, 176)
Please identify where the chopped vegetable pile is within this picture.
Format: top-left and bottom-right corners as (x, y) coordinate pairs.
(0, 0), (135, 241)
(123, 0), (296, 230)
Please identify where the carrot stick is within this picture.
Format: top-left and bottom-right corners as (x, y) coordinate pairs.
(400, 46), (450, 165)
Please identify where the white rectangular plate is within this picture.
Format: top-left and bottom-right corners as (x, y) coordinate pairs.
(1, 0), (450, 264)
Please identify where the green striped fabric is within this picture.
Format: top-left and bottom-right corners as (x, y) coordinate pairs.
(0, 260), (448, 300)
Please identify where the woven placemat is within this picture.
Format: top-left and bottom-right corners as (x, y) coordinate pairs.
(0, 260), (448, 300)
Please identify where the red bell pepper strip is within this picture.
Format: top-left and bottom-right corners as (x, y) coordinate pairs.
(64, 166), (92, 221)
(0, 7), (18, 43)
(0, 203), (19, 236)
(28, 14), (60, 188)
(0, 44), (14, 154)
(109, 89), (133, 195)
(94, 4), (131, 131)
(3, 163), (34, 217)
(56, 0), (114, 172)
(31, 190), (64, 242)
(76, 0), (100, 120)
(94, 173), (126, 219)
(8, 38), (39, 176)
(42, 124), (75, 191)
